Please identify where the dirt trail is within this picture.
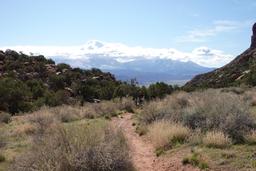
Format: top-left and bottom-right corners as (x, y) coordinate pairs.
(111, 113), (199, 171)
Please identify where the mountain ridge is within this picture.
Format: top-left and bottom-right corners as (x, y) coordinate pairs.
(52, 54), (214, 85)
(184, 23), (256, 90)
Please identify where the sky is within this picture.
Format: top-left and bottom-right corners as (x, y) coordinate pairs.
(0, 0), (255, 67)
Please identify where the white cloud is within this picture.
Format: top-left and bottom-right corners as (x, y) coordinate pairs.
(178, 20), (252, 43)
(0, 40), (234, 68)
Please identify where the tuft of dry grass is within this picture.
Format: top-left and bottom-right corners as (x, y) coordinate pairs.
(12, 123), (36, 136)
(52, 105), (81, 122)
(245, 130), (256, 145)
(148, 120), (190, 149)
(202, 131), (231, 148)
(188, 129), (203, 146)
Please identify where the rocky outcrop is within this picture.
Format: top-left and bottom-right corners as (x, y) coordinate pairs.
(184, 23), (256, 90)
(251, 23), (256, 49)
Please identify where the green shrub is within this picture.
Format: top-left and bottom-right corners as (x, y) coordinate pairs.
(0, 154), (5, 163)
(182, 153), (208, 170)
(0, 78), (32, 114)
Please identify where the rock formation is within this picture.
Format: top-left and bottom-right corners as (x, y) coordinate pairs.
(184, 23), (256, 90)
(251, 23), (256, 49)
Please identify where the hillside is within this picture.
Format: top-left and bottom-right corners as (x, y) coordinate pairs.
(0, 50), (121, 114)
(184, 23), (256, 90)
(0, 50), (179, 114)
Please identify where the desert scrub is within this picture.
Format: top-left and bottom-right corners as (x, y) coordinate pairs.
(52, 105), (81, 122)
(138, 92), (190, 124)
(0, 112), (11, 124)
(188, 129), (203, 146)
(135, 124), (148, 136)
(0, 154), (5, 163)
(140, 89), (256, 144)
(245, 130), (256, 145)
(202, 131), (231, 148)
(116, 97), (136, 113)
(148, 120), (190, 149)
(182, 153), (208, 170)
(0, 132), (6, 148)
(183, 90), (256, 143)
(10, 122), (134, 171)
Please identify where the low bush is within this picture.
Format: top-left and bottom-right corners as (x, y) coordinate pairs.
(117, 98), (135, 113)
(135, 124), (148, 136)
(148, 120), (190, 149)
(245, 130), (256, 145)
(52, 106), (81, 122)
(0, 132), (6, 148)
(182, 153), (208, 170)
(10, 123), (134, 171)
(27, 108), (56, 136)
(0, 112), (11, 124)
(13, 123), (37, 136)
(0, 154), (5, 163)
(139, 92), (190, 125)
(202, 131), (231, 148)
(188, 129), (203, 146)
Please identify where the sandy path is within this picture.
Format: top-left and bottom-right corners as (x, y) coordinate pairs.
(111, 113), (200, 171)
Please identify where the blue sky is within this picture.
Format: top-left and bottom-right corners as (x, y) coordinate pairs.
(0, 0), (255, 62)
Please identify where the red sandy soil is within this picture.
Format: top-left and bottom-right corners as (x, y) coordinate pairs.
(111, 113), (200, 171)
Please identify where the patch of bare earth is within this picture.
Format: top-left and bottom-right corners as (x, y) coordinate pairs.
(111, 113), (200, 171)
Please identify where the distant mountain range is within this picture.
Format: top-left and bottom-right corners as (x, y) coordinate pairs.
(52, 54), (213, 85)
(47, 40), (214, 85)
(2, 40), (228, 85)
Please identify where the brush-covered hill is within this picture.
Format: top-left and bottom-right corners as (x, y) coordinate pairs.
(0, 49), (122, 114)
(0, 50), (177, 114)
(184, 23), (256, 90)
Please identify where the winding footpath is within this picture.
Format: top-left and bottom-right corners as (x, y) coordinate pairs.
(111, 113), (200, 171)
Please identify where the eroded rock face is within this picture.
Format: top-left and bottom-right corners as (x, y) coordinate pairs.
(251, 23), (256, 49)
(253, 23), (256, 35)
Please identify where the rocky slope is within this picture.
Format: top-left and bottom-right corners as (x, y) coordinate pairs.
(184, 23), (256, 90)
(0, 50), (121, 114)
(0, 50), (116, 83)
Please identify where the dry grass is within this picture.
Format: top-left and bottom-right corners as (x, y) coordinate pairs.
(245, 130), (256, 145)
(202, 131), (231, 148)
(10, 122), (134, 171)
(0, 99), (136, 171)
(12, 123), (36, 136)
(140, 89), (256, 143)
(52, 105), (81, 122)
(148, 120), (190, 149)
(188, 129), (203, 146)
(139, 91), (190, 124)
